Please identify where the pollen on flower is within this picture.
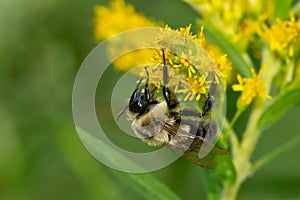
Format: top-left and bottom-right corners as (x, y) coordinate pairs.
(232, 64), (272, 107)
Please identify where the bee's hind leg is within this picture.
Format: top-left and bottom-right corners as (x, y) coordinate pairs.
(161, 48), (179, 110)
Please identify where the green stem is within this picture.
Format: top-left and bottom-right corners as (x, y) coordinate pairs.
(223, 110), (243, 154)
(221, 47), (280, 200)
(222, 99), (264, 200)
(223, 119), (239, 157)
(228, 110), (242, 129)
(282, 57), (295, 88)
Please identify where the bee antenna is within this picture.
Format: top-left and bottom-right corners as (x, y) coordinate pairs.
(161, 48), (169, 86)
(135, 78), (144, 90)
(116, 105), (129, 121)
(161, 48), (166, 65)
(144, 66), (149, 86)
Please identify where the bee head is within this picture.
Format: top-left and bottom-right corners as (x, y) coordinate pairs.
(129, 90), (148, 114)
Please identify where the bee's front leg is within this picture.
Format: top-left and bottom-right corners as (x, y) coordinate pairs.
(144, 66), (151, 103)
(161, 48), (178, 110)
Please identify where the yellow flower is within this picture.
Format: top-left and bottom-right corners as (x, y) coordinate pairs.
(93, 0), (158, 71)
(94, 11), (231, 102)
(146, 25), (232, 101)
(147, 26), (211, 101)
(232, 65), (272, 108)
(205, 45), (233, 83)
(258, 13), (300, 57)
(111, 49), (154, 71)
(196, 26), (233, 84)
(232, 16), (266, 47)
(94, 0), (157, 41)
(183, 76), (208, 101)
(185, 0), (274, 49)
(161, 25), (232, 84)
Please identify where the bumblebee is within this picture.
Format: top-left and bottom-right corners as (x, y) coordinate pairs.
(119, 48), (228, 168)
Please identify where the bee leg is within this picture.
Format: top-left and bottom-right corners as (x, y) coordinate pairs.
(202, 78), (217, 116)
(202, 96), (213, 116)
(149, 86), (158, 104)
(144, 67), (160, 105)
(162, 48), (178, 109)
(144, 66), (151, 103)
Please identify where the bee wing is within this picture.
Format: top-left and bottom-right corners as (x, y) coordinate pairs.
(188, 134), (229, 156)
(168, 142), (218, 168)
(164, 123), (229, 168)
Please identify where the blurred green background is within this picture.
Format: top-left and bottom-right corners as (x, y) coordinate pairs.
(1, 0), (300, 199)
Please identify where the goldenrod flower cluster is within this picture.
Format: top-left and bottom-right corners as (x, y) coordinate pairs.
(258, 13), (300, 57)
(232, 65), (272, 108)
(93, 1), (231, 102)
(93, 0), (157, 41)
(184, 0), (274, 49)
(93, 0), (299, 107)
(94, 0), (158, 71)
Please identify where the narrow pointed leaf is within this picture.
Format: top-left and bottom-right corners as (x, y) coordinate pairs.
(112, 171), (181, 200)
(258, 88), (300, 130)
(252, 134), (300, 173)
(77, 127), (181, 200)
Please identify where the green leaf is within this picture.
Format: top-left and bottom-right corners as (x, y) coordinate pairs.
(258, 88), (300, 130)
(274, 0), (294, 19)
(112, 171), (181, 200)
(196, 19), (252, 78)
(77, 127), (181, 200)
(251, 134), (300, 173)
(55, 126), (122, 200)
